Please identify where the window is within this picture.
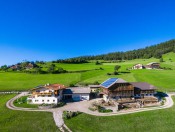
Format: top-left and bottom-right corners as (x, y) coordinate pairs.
(35, 100), (38, 102)
(53, 100), (55, 102)
(47, 100), (49, 102)
(42, 100), (44, 102)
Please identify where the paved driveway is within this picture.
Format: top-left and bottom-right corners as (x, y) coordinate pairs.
(6, 92), (175, 131)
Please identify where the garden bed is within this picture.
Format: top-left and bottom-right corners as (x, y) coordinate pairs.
(13, 96), (38, 108)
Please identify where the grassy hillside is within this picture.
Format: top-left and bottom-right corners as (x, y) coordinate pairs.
(1, 53), (175, 91)
(161, 52), (175, 70)
(0, 94), (59, 131)
(0, 72), (81, 91)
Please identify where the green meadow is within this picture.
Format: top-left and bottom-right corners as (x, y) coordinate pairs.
(0, 94), (59, 132)
(1, 52), (175, 92)
(65, 97), (175, 132)
(0, 72), (81, 91)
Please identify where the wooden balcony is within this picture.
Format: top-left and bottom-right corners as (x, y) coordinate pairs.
(33, 92), (53, 96)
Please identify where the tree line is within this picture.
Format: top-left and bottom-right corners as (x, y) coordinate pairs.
(52, 58), (88, 64)
(70, 39), (175, 60)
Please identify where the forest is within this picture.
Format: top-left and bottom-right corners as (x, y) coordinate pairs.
(71, 39), (175, 61)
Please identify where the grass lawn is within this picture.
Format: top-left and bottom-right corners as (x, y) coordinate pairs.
(0, 72), (81, 91)
(131, 70), (175, 92)
(65, 97), (175, 132)
(0, 94), (59, 132)
(161, 52), (175, 70)
(13, 96), (38, 108)
(41, 62), (105, 71)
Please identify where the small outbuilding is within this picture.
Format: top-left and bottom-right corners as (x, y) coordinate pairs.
(145, 62), (160, 69)
(132, 64), (145, 69)
(63, 87), (91, 101)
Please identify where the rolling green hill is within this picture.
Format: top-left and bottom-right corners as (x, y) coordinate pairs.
(161, 52), (175, 70)
(1, 52), (175, 92)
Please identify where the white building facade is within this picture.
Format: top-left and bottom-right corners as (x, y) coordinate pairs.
(28, 84), (65, 104)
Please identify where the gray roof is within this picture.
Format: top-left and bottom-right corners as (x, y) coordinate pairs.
(147, 62), (159, 65)
(63, 87), (91, 94)
(117, 78), (127, 83)
(130, 82), (156, 90)
(89, 85), (100, 88)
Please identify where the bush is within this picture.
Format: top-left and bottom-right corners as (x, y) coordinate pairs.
(63, 111), (82, 119)
(52, 102), (66, 108)
(93, 81), (100, 85)
(107, 73), (112, 75)
(39, 103), (50, 106)
(99, 67), (104, 70)
(95, 61), (101, 65)
(98, 106), (113, 113)
(69, 83), (75, 87)
(113, 71), (118, 75)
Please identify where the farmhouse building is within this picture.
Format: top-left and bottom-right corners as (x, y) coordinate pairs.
(132, 64), (145, 69)
(26, 63), (35, 70)
(63, 87), (91, 101)
(131, 82), (156, 98)
(10, 64), (20, 70)
(28, 83), (66, 104)
(100, 78), (134, 99)
(28, 78), (156, 104)
(145, 62), (160, 69)
(100, 78), (156, 100)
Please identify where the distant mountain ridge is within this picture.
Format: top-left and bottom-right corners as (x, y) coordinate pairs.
(69, 39), (175, 61)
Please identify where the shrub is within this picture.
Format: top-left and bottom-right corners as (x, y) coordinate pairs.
(89, 104), (113, 113)
(99, 67), (103, 70)
(93, 81), (100, 85)
(55, 102), (66, 107)
(113, 71), (118, 75)
(98, 106), (113, 113)
(107, 73), (111, 75)
(39, 103), (50, 106)
(69, 83), (75, 87)
(63, 111), (82, 119)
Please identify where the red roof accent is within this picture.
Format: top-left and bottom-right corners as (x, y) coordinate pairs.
(44, 84), (67, 90)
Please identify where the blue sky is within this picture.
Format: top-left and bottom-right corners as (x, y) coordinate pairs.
(1, 0), (175, 66)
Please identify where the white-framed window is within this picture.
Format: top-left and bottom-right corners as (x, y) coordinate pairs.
(42, 100), (44, 102)
(53, 100), (55, 102)
(47, 100), (49, 102)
